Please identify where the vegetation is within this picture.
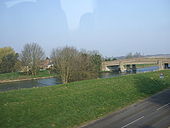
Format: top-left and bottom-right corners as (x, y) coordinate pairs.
(0, 70), (170, 128)
(0, 53), (20, 73)
(0, 45), (102, 83)
(126, 52), (143, 59)
(0, 70), (55, 81)
(51, 47), (102, 83)
(136, 64), (157, 68)
(20, 43), (45, 75)
(104, 57), (117, 61)
(0, 47), (15, 63)
(0, 47), (21, 73)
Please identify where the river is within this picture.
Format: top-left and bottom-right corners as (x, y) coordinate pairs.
(0, 66), (159, 92)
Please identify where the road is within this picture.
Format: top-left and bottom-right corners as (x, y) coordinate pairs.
(81, 89), (170, 128)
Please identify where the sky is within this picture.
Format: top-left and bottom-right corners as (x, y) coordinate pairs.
(0, 0), (170, 57)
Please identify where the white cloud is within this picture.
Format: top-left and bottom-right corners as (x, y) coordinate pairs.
(5, 0), (37, 8)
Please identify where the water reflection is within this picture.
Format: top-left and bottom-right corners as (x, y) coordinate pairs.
(0, 66), (160, 92)
(0, 78), (61, 92)
(137, 66), (159, 73)
(99, 66), (159, 79)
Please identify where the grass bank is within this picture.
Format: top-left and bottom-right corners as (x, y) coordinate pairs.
(0, 70), (55, 82)
(136, 64), (157, 68)
(0, 70), (170, 128)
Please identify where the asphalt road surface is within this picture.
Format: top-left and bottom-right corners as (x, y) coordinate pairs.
(81, 89), (170, 128)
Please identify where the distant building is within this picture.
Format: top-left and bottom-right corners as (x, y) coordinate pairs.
(40, 57), (53, 70)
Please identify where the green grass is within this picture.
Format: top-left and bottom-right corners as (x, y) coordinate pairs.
(0, 70), (170, 128)
(0, 70), (55, 81)
(136, 64), (157, 68)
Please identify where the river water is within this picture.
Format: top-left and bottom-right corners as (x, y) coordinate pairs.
(0, 66), (159, 92)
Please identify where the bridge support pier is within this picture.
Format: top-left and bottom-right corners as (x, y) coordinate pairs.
(101, 63), (111, 71)
(126, 65), (131, 72)
(119, 62), (125, 72)
(158, 60), (164, 70)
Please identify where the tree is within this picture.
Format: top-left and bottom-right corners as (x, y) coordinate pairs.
(0, 47), (21, 73)
(133, 52), (142, 58)
(77, 50), (101, 81)
(0, 47), (15, 63)
(51, 46), (102, 84)
(0, 53), (19, 73)
(126, 52), (133, 59)
(20, 43), (45, 75)
(14, 59), (22, 72)
(104, 57), (117, 61)
(89, 51), (102, 73)
(125, 52), (142, 59)
(51, 47), (79, 83)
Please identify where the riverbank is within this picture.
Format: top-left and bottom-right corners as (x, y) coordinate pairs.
(0, 76), (55, 84)
(0, 70), (56, 84)
(0, 70), (170, 128)
(0, 65), (157, 84)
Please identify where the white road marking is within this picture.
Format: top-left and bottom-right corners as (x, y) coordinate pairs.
(121, 116), (144, 128)
(157, 103), (170, 111)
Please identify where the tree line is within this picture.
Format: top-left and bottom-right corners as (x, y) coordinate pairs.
(125, 52), (143, 59)
(0, 43), (102, 83)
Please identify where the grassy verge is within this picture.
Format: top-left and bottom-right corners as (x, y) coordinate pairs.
(0, 70), (55, 81)
(0, 70), (170, 128)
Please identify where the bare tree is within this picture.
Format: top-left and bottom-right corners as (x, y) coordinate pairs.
(51, 47), (79, 83)
(20, 43), (45, 75)
(51, 46), (102, 84)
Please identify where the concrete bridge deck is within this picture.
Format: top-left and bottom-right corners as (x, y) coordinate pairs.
(102, 57), (170, 72)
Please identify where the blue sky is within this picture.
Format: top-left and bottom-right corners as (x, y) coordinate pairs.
(0, 0), (170, 57)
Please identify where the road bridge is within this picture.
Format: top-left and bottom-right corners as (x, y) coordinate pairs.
(102, 58), (170, 72)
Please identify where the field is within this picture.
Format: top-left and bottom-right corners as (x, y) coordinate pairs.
(0, 70), (170, 128)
